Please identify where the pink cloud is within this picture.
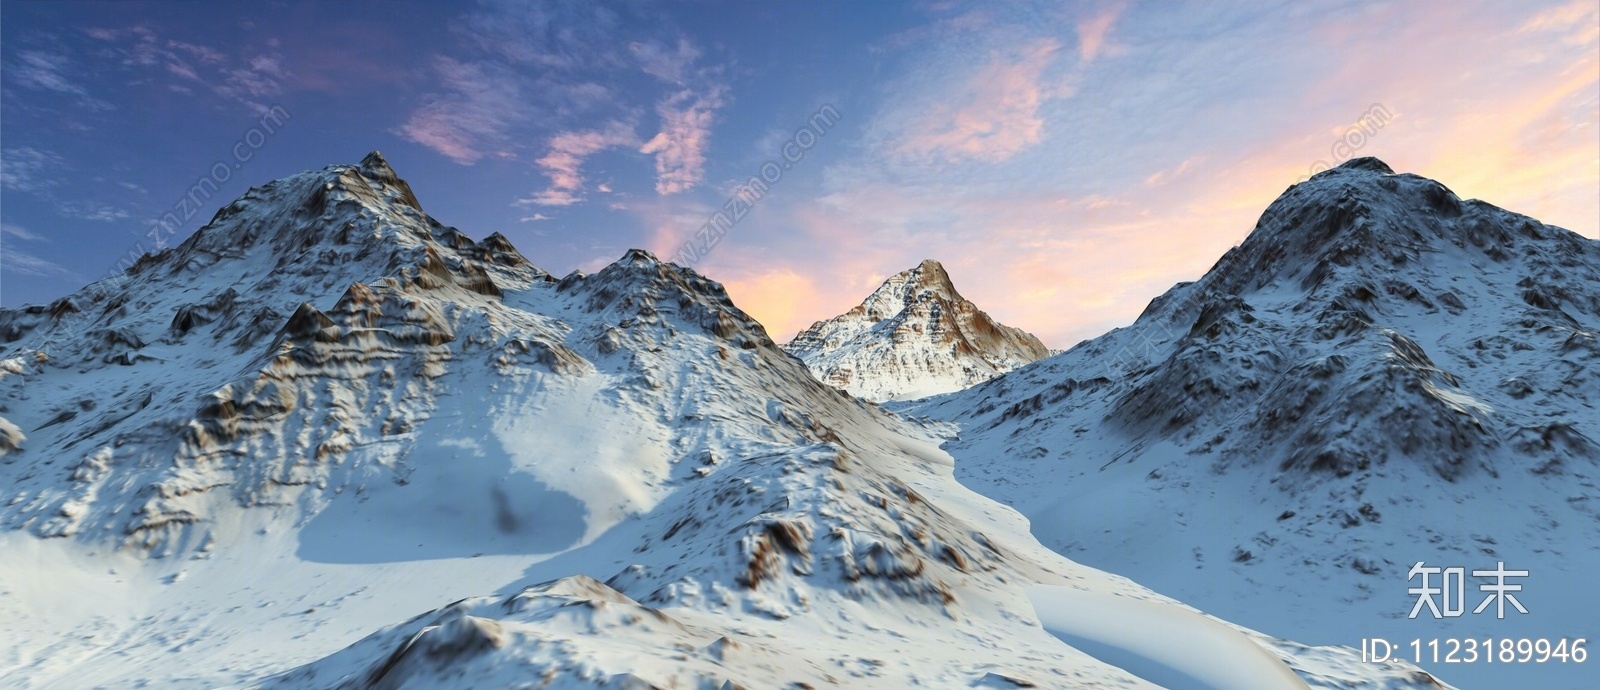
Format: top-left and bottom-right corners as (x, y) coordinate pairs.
(398, 111), (488, 166)
(892, 39), (1063, 164)
(397, 57), (525, 165)
(523, 122), (637, 206)
(629, 38), (700, 83)
(1519, 0), (1600, 45)
(1076, 3), (1127, 62)
(639, 86), (725, 195)
(875, 9), (991, 53)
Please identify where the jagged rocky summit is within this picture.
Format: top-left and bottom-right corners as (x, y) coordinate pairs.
(786, 259), (1049, 402)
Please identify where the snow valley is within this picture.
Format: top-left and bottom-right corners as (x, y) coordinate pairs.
(1, 153), (1589, 689)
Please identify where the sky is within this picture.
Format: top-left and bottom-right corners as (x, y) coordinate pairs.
(2, 0), (1596, 348)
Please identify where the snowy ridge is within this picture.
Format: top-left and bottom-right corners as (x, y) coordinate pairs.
(0, 151), (546, 555)
(911, 157), (1599, 689)
(0, 156), (1451, 689)
(786, 259), (1049, 402)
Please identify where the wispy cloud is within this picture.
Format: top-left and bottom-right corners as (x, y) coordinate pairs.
(214, 54), (292, 111)
(874, 9), (991, 53)
(523, 122), (638, 206)
(890, 39), (1064, 164)
(628, 32), (727, 197)
(1, 223), (45, 243)
(716, 0), (1598, 349)
(454, 0), (626, 70)
(7, 50), (115, 111)
(1, 223), (80, 280)
(0, 148), (68, 193)
(1143, 156), (1204, 187)
(1075, 2), (1127, 62)
(58, 201), (132, 223)
(2, 148), (130, 223)
(396, 57), (526, 164)
(0, 250), (81, 280)
(80, 25), (291, 114)
(629, 38), (699, 83)
(1518, 0), (1600, 45)
(639, 86), (726, 195)
(403, 0), (722, 191)
(393, 0), (729, 209)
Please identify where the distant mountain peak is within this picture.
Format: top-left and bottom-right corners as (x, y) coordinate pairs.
(786, 260), (1048, 401)
(1336, 156), (1394, 174)
(853, 259), (959, 321)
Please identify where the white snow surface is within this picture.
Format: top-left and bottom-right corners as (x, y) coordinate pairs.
(0, 154), (1453, 689)
(785, 260), (1049, 402)
(909, 158), (1599, 690)
(1027, 585), (1310, 690)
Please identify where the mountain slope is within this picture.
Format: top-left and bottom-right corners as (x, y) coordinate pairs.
(0, 151), (547, 554)
(1, 156), (1450, 689)
(910, 157), (1600, 690)
(786, 259), (1049, 402)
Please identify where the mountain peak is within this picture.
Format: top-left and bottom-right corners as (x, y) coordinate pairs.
(856, 259), (961, 320)
(359, 149), (392, 172)
(786, 259), (1048, 401)
(355, 150), (423, 212)
(1336, 156), (1394, 174)
(102, 152), (539, 314)
(621, 248), (659, 264)
(908, 259), (955, 291)
(1190, 160), (1522, 301)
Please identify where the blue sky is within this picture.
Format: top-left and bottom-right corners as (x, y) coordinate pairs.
(3, 0), (1596, 346)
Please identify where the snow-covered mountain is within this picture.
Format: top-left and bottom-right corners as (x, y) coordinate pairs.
(0, 154), (1452, 689)
(786, 259), (1049, 402)
(910, 157), (1600, 690)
